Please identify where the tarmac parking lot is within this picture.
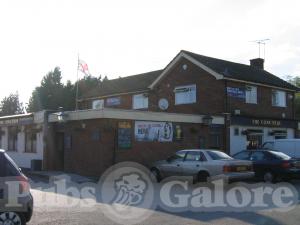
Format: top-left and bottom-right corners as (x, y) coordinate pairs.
(26, 175), (300, 225)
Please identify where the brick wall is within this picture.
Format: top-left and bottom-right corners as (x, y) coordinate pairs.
(59, 118), (224, 176)
(149, 58), (226, 114)
(226, 80), (294, 119)
(78, 58), (295, 120)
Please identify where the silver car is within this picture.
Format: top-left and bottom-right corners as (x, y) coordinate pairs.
(0, 149), (33, 225)
(150, 149), (254, 182)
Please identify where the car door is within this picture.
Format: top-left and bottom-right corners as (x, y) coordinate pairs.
(249, 151), (268, 177)
(181, 151), (208, 176)
(160, 151), (186, 177)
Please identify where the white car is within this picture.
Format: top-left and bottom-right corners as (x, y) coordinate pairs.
(151, 149), (254, 182)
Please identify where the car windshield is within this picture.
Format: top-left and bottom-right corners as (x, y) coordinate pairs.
(207, 151), (232, 160)
(269, 151), (291, 160)
(5, 153), (21, 170)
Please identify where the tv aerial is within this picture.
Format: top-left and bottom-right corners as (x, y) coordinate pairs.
(251, 39), (270, 59)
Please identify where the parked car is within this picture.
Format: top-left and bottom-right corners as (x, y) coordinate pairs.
(0, 149), (33, 225)
(150, 149), (254, 183)
(263, 139), (300, 159)
(232, 149), (300, 182)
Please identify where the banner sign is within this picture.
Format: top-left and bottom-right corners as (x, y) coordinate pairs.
(231, 116), (296, 128)
(227, 87), (245, 99)
(0, 116), (34, 127)
(106, 97), (121, 106)
(135, 121), (173, 142)
(118, 122), (132, 149)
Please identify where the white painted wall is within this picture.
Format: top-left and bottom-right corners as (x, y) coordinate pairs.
(1, 126), (44, 169)
(230, 126), (295, 155)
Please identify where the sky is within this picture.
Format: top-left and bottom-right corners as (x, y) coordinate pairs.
(0, 0), (300, 106)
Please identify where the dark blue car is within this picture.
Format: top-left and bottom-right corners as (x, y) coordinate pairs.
(232, 150), (300, 182)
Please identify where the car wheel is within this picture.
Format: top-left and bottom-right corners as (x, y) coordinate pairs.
(150, 168), (161, 182)
(0, 212), (26, 225)
(195, 171), (209, 183)
(263, 171), (275, 183)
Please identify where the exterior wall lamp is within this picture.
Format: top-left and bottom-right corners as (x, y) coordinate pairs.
(56, 107), (68, 123)
(202, 115), (213, 126)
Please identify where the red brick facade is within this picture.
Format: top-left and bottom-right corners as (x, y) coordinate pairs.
(53, 119), (224, 176)
(80, 58), (294, 120)
(48, 55), (297, 176)
(225, 80), (294, 119)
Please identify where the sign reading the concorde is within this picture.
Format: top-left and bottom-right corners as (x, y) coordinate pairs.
(135, 121), (173, 142)
(227, 87), (245, 99)
(118, 122), (132, 149)
(231, 116), (296, 128)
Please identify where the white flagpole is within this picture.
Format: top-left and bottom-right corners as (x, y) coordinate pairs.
(75, 53), (80, 111)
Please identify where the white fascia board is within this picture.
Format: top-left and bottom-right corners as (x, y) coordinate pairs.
(48, 108), (224, 125)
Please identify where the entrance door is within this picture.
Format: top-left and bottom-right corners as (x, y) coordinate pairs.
(247, 134), (263, 149)
(55, 132), (65, 170)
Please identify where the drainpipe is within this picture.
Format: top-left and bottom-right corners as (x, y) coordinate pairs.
(112, 122), (117, 165)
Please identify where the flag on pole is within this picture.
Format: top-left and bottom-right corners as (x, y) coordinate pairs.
(78, 59), (91, 76)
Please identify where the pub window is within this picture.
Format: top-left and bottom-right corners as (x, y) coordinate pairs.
(199, 136), (206, 149)
(133, 94), (148, 109)
(174, 84), (196, 105)
(234, 128), (239, 136)
(272, 90), (286, 107)
(8, 127), (18, 151)
(209, 134), (221, 149)
(245, 85), (257, 104)
(91, 129), (101, 141)
(25, 131), (37, 153)
(64, 134), (72, 150)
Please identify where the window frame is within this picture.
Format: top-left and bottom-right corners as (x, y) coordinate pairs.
(7, 127), (18, 152)
(132, 93), (149, 109)
(233, 151), (251, 160)
(174, 84), (197, 105)
(250, 151), (266, 161)
(272, 90), (286, 107)
(184, 151), (207, 162)
(245, 85), (257, 104)
(25, 131), (37, 153)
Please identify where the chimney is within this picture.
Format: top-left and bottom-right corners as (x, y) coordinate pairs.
(250, 58), (264, 70)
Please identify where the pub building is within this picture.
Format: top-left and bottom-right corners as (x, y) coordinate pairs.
(1, 50), (299, 176)
(0, 111), (47, 170)
(229, 116), (297, 155)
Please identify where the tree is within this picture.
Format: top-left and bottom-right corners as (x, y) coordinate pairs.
(27, 67), (66, 112)
(27, 67), (104, 112)
(287, 76), (300, 119)
(0, 93), (24, 116)
(76, 74), (102, 97)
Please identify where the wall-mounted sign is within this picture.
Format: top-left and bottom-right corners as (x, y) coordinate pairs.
(106, 97), (121, 106)
(135, 121), (173, 142)
(231, 116), (296, 128)
(227, 87), (245, 99)
(0, 117), (34, 127)
(252, 119), (281, 127)
(118, 121), (132, 149)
